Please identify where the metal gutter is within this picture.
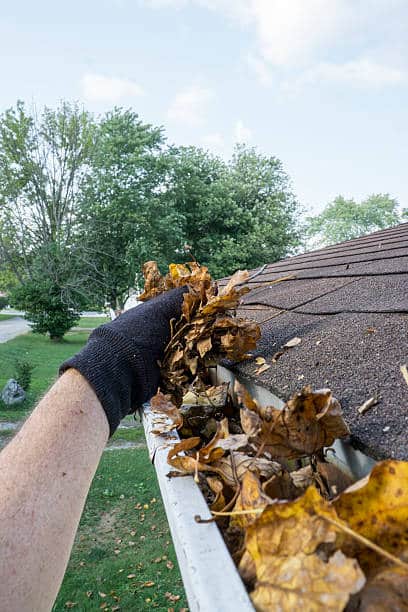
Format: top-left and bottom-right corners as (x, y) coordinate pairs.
(214, 366), (376, 481)
(142, 366), (376, 611)
(142, 403), (254, 612)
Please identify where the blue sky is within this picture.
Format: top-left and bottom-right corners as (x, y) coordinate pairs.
(1, 0), (408, 213)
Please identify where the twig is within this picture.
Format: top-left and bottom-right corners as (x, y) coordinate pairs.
(400, 364), (408, 388)
(320, 515), (408, 572)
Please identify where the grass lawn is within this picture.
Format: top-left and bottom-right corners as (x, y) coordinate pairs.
(53, 448), (187, 611)
(0, 332), (188, 611)
(0, 313), (17, 321)
(76, 316), (110, 329)
(0, 331), (90, 421)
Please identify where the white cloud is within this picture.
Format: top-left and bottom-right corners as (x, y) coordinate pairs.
(82, 73), (145, 103)
(234, 119), (252, 143)
(143, 0), (406, 90)
(249, 0), (346, 68)
(201, 132), (224, 150)
(167, 84), (214, 126)
(283, 58), (407, 93)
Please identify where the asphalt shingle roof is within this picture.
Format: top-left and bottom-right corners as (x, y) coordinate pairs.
(222, 222), (408, 461)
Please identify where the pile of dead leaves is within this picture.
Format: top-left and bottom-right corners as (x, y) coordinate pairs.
(140, 260), (408, 611)
(140, 260), (260, 403)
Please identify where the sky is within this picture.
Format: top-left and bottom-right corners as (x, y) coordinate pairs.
(1, 0), (408, 214)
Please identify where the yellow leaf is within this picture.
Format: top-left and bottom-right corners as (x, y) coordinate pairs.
(240, 487), (365, 611)
(255, 357), (265, 365)
(334, 459), (408, 572)
(231, 470), (273, 529)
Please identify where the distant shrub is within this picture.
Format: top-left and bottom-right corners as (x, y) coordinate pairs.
(0, 295), (8, 310)
(13, 359), (34, 391)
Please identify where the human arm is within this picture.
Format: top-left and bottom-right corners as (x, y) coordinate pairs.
(0, 288), (185, 611)
(0, 369), (109, 612)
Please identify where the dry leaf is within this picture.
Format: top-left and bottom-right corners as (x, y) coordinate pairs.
(212, 454), (281, 488)
(255, 357), (266, 365)
(236, 383), (349, 459)
(283, 336), (302, 348)
(150, 391), (183, 433)
(255, 363), (271, 375)
(207, 476), (227, 512)
(240, 487), (365, 611)
(334, 459), (408, 572)
(353, 565), (408, 611)
(250, 550), (364, 612)
(231, 470), (273, 529)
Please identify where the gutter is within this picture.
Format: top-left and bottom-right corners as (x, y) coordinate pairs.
(142, 366), (376, 612)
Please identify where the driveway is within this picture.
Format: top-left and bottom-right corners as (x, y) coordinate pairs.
(0, 317), (30, 343)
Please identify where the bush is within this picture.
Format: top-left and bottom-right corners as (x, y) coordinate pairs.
(11, 280), (82, 341)
(13, 359), (34, 391)
(0, 295), (8, 310)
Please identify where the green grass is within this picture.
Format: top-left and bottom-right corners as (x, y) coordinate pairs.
(0, 314), (16, 321)
(0, 331), (90, 421)
(76, 316), (110, 329)
(53, 448), (187, 611)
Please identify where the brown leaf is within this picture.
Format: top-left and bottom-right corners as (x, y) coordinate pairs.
(139, 261), (167, 301)
(150, 391), (183, 433)
(250, 550), (364, 612)
(255, 363), (270, 375)
(212, 454), (280, 488)
(283, 336), (302, 348)
(206, 476), (227, 512)
(237, 385), (349, 459)
(196, 336), (212, 358)
(219, 269), (249, 295)
(353, 565), (408, 611)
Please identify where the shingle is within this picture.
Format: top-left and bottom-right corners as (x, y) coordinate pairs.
(222, 222), (408, 461)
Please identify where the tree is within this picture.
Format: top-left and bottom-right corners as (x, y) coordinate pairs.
(0, 101), (95, 339)
(306, 194), (404, 247)
(79, 108), (181, 309)
(160, 145), (300, 278)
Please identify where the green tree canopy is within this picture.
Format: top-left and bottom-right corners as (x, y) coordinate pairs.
(306, 194), (404, 247)
(0, 101), (95, 338)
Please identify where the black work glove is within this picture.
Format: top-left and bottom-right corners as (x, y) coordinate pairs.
(60, 288), (185, 436)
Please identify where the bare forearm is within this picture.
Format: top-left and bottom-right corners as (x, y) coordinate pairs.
(0, 370), (109, 612)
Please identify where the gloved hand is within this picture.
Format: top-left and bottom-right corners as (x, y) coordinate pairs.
(60, 287), (185, 436)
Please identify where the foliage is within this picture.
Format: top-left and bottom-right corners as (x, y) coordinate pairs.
(78, 108), (170, 309)
(140, 261), (261, 403)
(13, 358), (34, 391)
(306, 193), (403, 247)
(0, 101), (96, 339)
(10, 244), (87, 340)
(161, 145), (300, 278)
(0, 295), (8, 310)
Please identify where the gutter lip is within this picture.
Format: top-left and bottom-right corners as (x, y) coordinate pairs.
(142, 402), (254, 612)
(141, 365), (376, 612)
